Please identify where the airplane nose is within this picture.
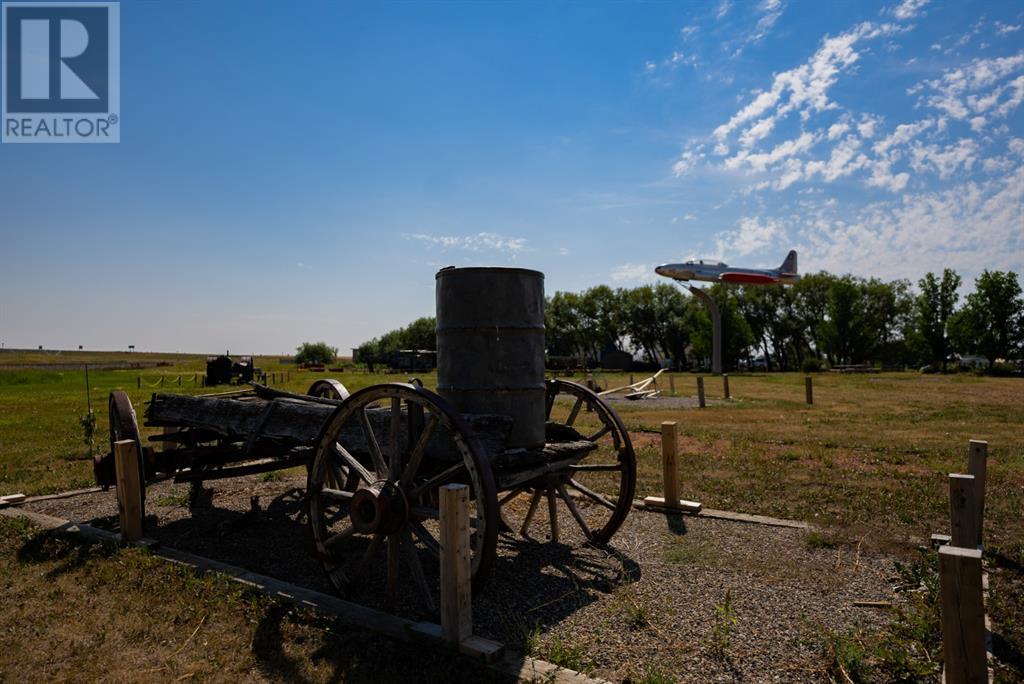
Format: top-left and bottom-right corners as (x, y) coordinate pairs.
(655, 265), (667, 276)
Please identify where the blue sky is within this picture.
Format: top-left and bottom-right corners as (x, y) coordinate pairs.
(1, 0), (1021, 354)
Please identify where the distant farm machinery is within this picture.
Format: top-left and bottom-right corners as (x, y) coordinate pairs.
(93, 268), (638, 610)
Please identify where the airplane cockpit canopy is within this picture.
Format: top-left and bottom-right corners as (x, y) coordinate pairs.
(685, 259), (728, 267)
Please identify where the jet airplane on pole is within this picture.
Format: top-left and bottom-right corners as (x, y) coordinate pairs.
(655, 250), (800, 286)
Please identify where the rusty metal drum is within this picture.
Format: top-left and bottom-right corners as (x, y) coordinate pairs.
(435, 266), (546, 449)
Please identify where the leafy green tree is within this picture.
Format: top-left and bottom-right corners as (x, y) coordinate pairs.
(688, 284), (753, 371)
(295, 341), (338, 365)
(913, 269), (961, 371)
(949, 270), (1023, 369)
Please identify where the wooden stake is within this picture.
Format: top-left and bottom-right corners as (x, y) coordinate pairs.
(661, 421), (679, 506)
(968, 440), (987, 546)
(136, 376), (141, 389)
(114, 439), (144, 542)
(949, 473), (978, 549)
(939, 545), (987, 684)
(642, 422), (701, 513)
(805, 376), (813, 405)
(669, 374), (675, 395)
(440, 484), (472, 645)
(697, 377), (706, 408)
(722, 374), (730, 399)
(629, 373), (634, 386)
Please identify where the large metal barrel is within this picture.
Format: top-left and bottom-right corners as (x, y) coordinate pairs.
(435, 267), (546, 450)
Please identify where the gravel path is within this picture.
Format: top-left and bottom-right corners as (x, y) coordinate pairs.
(27, 477), (899, 683)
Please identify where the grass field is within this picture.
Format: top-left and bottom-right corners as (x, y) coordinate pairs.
(1, 351), (1021, 680)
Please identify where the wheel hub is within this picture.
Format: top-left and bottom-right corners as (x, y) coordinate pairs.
(349, 481), (408, 535)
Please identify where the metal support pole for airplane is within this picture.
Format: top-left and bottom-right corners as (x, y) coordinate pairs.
(688, 286), (722, 375)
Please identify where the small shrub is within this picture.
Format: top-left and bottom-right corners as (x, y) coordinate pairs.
(801, 357), (824, 373)
(78, 410), (97, 453)
(295, 342), (338, 366)
(543, 635), (592, 673)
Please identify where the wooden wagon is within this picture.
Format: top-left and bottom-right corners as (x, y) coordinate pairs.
(98, 376), (637, 611)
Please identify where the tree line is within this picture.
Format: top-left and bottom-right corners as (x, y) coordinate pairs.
(353, 269), (1023, 373)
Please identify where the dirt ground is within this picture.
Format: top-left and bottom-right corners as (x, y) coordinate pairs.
(27, 475), (902, 682)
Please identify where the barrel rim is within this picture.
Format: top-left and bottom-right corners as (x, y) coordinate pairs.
(435, 266), (545, 280)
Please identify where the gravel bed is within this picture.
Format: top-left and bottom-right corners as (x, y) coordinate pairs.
(602, 395), (722, 409)
(27, 477), (900, 682)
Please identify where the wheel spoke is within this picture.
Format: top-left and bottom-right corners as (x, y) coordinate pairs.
(568, 462), (621, 472)
(566, 396), (585, 426)
(410, 521), (440, 557)
(402, 530), (435, 612)
(520, 488), (543, 536)
(321, 487), (354, 502)
(567, 478), (617, 511)
(322, 526), (356, 553)
(399, 414), (439, 488)
(410, 462), (467, 499)
(388, 398), (402, 480)
(546, 488), (560, 542)
(333, 443), (374, 484)
(587, 425), (612, 442)
(557, 484), (592, 541)
(358, 408), (388, 477)
(386, 533), (400, 603)
(498, 486), (526, 507)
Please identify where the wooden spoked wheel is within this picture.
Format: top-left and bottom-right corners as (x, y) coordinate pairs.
(501, 379), (636, 545)
(307, 379), (350, 401)
(307, 383), (498, 612)
(107, 390), (147, 503)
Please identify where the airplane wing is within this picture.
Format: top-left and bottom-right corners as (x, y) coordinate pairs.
(720, 272), (779, 285)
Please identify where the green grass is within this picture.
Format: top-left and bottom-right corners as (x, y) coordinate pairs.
(1, 358), (1022, 679)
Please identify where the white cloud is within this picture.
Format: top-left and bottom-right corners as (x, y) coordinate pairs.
(404, 232), (527, 254)
(715, 216), (785, 256)
(909, 138), (979, 178)
(711, 22), (901, 145)
(716, 0), (732, 20)
(802, 167), (1024, 280)
(827, 121), (851, 140)
(725, 131), (818, 172)
(857, 113), (883, 138)
(672, 149), (704, 176)
(804, 136), (869, 182)
(872, 118), (933, 155)
(890, 0), (929, 21)
(917, 52), (1024, 121)
(611, 263), (659, 285)
(996, 22), (1022, 36)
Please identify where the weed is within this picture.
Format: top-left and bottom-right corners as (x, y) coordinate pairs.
(635, 665), (676, 684)
(155, 489), (191, 508)
(542, 635), (592, 674)
(805, 531), (840, 550)
(258, 470), (284, 483)
(709, 590), (737, 658)
(78, 410), (97, 454)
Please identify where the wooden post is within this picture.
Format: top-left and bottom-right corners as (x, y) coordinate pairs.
(968, 440), (987, 546)
(136, 376), (141, 389)
(114, 439), (144, 541)
(440, 483), (472, 645)
(160, 376), (165, 388)
(697, 377), (705, 408)
(629, 373), (634, 386)
(669, 374), (675, 395)
(939, 544), (987, 684)
(949, 474), (978, 549)
(722, 374), (730, 399)
(662, 421), (679, 506)
(177, 375), (182, 386)
(805, 376), (813, 405)
(642, 421), (701, 512)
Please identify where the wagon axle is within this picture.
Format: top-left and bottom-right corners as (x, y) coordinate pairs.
(349, 481), (409, 535)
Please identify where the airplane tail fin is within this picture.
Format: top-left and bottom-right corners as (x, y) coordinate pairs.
(779, 250), (797, 275)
